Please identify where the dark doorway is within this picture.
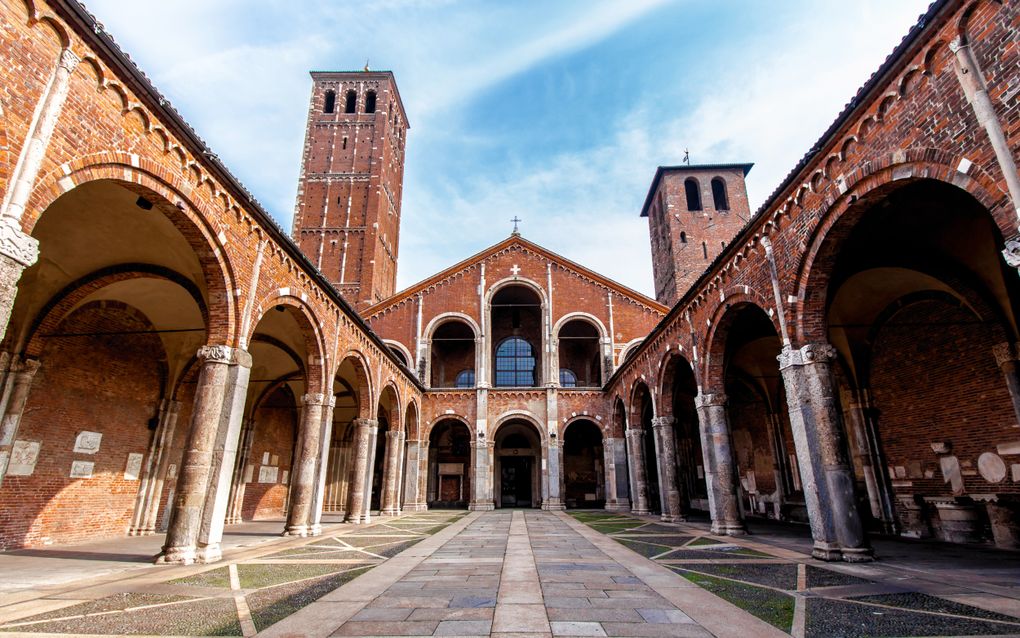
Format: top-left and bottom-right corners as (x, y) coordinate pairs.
(427, 419), (471, 509)
(564, 419), (605, 508)
(501, 456), (533, 507)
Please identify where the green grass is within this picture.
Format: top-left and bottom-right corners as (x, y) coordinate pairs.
(169, 567), (231, 589)
(248, 567), (371, 631)
(689, 537), (725, 546)
(678, 570), (794, 633)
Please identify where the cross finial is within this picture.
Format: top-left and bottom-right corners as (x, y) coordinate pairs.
(510, 216), (522, 236)
(683, 148), (690, 165)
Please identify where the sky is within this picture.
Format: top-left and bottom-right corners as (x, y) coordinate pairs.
(85, 0), (932, 298)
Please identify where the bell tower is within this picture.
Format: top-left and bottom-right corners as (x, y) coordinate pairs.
(292, 70), (409, 310)
(641, 163), (753, 306)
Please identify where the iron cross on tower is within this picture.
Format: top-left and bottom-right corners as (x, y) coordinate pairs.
(510, 216), (522, 236)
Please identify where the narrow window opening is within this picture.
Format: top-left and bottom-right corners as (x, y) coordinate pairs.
(323, 90), (336, 113)
(711, 177), (729, 210)
(680, 231), (687, 244)
(365, 91), (377, 113)
(702, 241), (708, 260)
(685, 178), (702, 211)
(344, 90), (357, 113)
(342, 136), (348, 150)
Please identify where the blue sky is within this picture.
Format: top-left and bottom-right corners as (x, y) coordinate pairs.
(86, 0), (931, 297)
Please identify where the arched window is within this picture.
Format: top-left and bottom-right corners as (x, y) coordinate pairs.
(365, 91), (377, 113)
(344, 90), (357, 113)
(495, 337), (536, 387)
(455, 369), (475, 388)
(685, 178), (702, 211)
(323, 90), (336, 113)
(559, 369), (577, 388)
(711, 177), (729, 210)
(680, 231), (687, 244)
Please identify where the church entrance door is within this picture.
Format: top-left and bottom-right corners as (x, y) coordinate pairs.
(500, 456), (533, 507)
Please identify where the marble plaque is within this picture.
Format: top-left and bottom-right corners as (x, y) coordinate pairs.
(7, 440), (40, 476)
(997, 441), (1020, 456)
(124, 453), (144, 480)
(940, 455), (964, 495)
(438, 463), (463, 475)
(282, 470), (289, 484)
(70, 460), (94, 478)
(894, 466), (907, 479)
(262, 452), (270, 465)
(978, 452), (1007, 483)
(907, 461), (923, 479)
(74, 431), (102, 454)
(258, 465), (279, 484)
(167, 463), (178, 479)
(270, 454), (279, 466)
(244, 464), (254, 483)
(1012, 464), (1020, 482)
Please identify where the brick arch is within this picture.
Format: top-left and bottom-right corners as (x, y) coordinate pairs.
(656, 351), (697, 419)
(561, 415), (608, 442)
(404, 399), (420, 440)
(21, 263), (206, 358)
(628, 379), (653, 430)
(794, 157), (1011, 344)
(26, 160), (238, 345)
(334, 350), (374, 420)
(423, 414), (473, 441)
(702, 288), (782, 392)
(248, 293), (327, 396)
(377, 381), (402, 433)
(492, 410), (548, 447)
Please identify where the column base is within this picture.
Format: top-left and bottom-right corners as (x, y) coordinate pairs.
(283, 524), (309, 537)
(840, 546), (875, 563)
(605, 500), (630, 512)
(660, 514), (685, 523)
(344, 513), (367, 524)
(403, 502), (428, 512)
(811, 541), (843, 562)
(156, 545), (196, 565)
(128, 527), (155, 537)
(542, 502), (566, 511)
(380, 508), (401, 516)
(469, 502), (495, 511)
(711, 520), (747, 536)
(631, 508), (650, 515)
(195, 543), (222, 564)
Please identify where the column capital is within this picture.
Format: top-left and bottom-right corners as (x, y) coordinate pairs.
(386, 429), (402, 441)
(197, 345), (251, 367)
(353, 417), (378, 429)
(992, 342), (1020, 367)
(651, 416), (675, 429)
(0, 217), (39, 267)
(1003, 239), (1020, 269)
(694, 392), (727, 408)
(13, 357), (41, 378)
(777, 343), (837, 370)
(301, 392), (335, 408)
(58, 48), (81, 72)
(625, 427), (645, 439)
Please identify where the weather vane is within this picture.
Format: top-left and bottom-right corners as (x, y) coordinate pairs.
(683, 148), (691, 165)
(511, 216), (522, 236)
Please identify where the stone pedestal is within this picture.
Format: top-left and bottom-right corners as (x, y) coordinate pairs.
(285, 394), (331, 536)
(652, 416), (683, 522)
(694, 392), (746, 536)
(625, 428), (650, 515)
(778, 344), (871, 562)
(344, 418), (376, 524)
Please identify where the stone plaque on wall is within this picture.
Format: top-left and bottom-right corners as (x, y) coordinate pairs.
(940, 455), (964, 495)
(124, 453), (144, 480)
(978, 452), (1007, 483)
(438, 463), (463, 475)
(70, 460), (94, 478)
(282, 470), (289, 484)
(271, 454), (279, 466)
(262, 452), (270, 465)
(73, 431), (102, 454)
(7, 440), (40, 476)
(167, 463), (178, 479)
(258, 465), (279, 484)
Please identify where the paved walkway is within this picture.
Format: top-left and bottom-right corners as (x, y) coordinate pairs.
(263, 510), (782, 638)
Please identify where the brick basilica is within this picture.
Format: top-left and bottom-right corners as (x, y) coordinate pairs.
(0, 0), (1018, 567)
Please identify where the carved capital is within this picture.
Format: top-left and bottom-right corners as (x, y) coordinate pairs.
(353, 417), (378, 430)
(651, 416), (675, 429)
(777, 343), (837, 369)
(694, 392), (727, 408)
(197, 345), (234, 365)
(993, 342), (1019, 367)
(303, 392), (336, 407)
(625, 428), (645, 440)
(386, 430), (402, 441)
(1002, 239), (1020, 268)
(13, 357), (41, 378)
(58, 48), (81, 73)
(0, 217), (39, 267)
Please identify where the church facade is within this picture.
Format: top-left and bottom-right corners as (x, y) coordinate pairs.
(0, 0), (1018, 567)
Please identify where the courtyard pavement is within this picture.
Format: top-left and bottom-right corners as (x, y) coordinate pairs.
(0, 510), (1018, 637)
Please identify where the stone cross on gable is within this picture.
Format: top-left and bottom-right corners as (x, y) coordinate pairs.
(510, 264), (521, 276)
(511, 216), (522, 235)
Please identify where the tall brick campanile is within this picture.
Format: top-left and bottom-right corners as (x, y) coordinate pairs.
(293, 71), (409, 310)
(641, 164), (753, 306)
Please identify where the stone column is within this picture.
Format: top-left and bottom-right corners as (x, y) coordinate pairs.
(380, 429), (403, 515)
(469, 437), (495, 510)
(652, 416), (683, 522)
(361, 424), (381, 523)
(778, 343), (871, 562)
(0, 49), (80, 343)
(402, 439), (427, 511)
(140, 400), (182, 534)
(844, 396), (895, 533)
(130, 399), (180, 534)
(993, 343), (1020, 427)
(625, 428), (650, 515)
(605, 437), (631, 511)
(763, 411), (788, 521)
(308, 397), (335, 535)
(285, 393), (330, 536)
(224, 417), (255, 526)
(160, 345), (243, 564)
(602, 437), (618, 510)
(543, 435), (565, 510)
(0, 357), (40, 489)
(344, 418), (376, 524)
(694, 392), (746, 535)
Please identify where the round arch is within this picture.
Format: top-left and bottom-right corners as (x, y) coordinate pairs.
(703, 291), (782, 393)
(248, 294), (328, 396)
(423, 312), (481, 340)
(382, 339), (413, 369)
(334, 350), (374, 420)
(553, 311), (608, 339)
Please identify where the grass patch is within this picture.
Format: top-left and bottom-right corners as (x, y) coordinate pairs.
(237, 563), (362, 589)
(248, 567), (371, 632)
(689, 537), (725, 546)
(678, 570), (793, 633)
(681, 563), (798, 590)
(170, 567), (231, 589)
(615, 538), (673, 558)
